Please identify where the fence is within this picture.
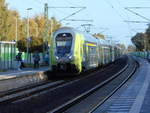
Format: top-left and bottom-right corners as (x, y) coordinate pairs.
(0, 41), (17, 70)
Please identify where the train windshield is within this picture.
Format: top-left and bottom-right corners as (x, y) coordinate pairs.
(56, 33), (73, 56)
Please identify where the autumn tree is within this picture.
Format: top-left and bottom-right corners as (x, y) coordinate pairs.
(131, 25), (150, 51)
(0, 0), (62, 53)
(17, 16), (61, 53)
(0, 0), (8, 40)
(131, 33), (145, 51)
(0, 0), (22, 41)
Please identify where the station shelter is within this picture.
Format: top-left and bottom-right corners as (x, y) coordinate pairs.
(0, 41), (17, 70)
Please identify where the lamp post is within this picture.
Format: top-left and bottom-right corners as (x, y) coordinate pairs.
(26, 8), (32, 63)
(0, 17), (2, 41)
(15, 17), (18, 42)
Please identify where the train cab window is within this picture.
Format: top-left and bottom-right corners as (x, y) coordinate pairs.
(56, 33), (73, 56)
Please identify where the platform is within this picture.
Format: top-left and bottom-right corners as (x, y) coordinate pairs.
(0, 67), (49, 92)
(92, 57), (150, 113)
(0, 67), (49, 80)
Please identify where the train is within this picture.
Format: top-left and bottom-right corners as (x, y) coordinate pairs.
(49, 27), (122, 73)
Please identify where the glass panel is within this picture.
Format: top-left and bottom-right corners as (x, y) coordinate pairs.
(56, 33), (72, 56)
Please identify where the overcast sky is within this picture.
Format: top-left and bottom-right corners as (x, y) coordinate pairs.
(6, 0), (150, 46)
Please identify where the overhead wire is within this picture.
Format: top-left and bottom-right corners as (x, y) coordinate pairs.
(104, 0), (136, 40)
(117, 0), (150, 42)
(116, 0), (134, 36)
(124, 6), (150, 34)
(104, 0), (125, 22)
(103, 0), (127, 39)
(65, 0), (93, 32)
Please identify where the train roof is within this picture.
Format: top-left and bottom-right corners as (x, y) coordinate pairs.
(54, 27), (112, 46)
(54, 27), (98, 42)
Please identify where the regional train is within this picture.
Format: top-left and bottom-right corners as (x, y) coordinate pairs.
(50, 27), (122, 73)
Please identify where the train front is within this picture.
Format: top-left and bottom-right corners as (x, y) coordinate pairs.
(51, 30), (76, 72)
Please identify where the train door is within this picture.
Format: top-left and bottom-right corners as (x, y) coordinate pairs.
(108, 47), (111, 62)
(97, 45), (100, 66)
(88, 45), (98, 68)
(106, 47), (108, 64)
(104, 46), (109, 64)
(101, 46), (105, 65)
(111, 46), (115, 62)
(82, 43), (87, 70)
(98, 45), (102, 66)
(114, 47), (117, 59)
(103, 47), (107, 64)
(110, 46), (112, 62)
(88, 46), (92, 67)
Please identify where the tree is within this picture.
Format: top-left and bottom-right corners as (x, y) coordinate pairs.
(0, 0), (8, 40)
(0, 0), (62, 52)
(17, 16), (61, 53)
(131, 33), (145, 51)
(146, 25), (150, 37)
(0, 0), (20, 41)
(131, 25), (150, 51)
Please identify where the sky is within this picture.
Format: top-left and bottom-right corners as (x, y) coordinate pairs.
(6, 0), (150, 46)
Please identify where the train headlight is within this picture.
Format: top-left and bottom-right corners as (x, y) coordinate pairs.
(56, 56), (59, 60)
(68, 55), (72, 59)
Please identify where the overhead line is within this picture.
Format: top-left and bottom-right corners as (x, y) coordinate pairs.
(48, 6), (86, 9)
(59, 7), (86, 22)
(126, 7), (150, 9)
(125, 7), (150, 22)
(103, 0), (128, 22)
(103, 0), (134, 36)
(115, 0), (134, 37)
(124, 20), (149, 23)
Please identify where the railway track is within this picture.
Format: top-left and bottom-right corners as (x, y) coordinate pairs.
(62, 56), (137, 113)
(0, 80), (66, 104)
(0, 56), (116, 105)
(88, 56), (137, 113)
(0, 60), (115, 105)
(0, 55), (132, 113)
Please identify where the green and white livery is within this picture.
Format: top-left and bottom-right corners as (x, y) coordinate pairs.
(50, 27), (121, 73)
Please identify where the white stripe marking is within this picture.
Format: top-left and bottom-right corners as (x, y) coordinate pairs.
(129, 62), (150, 113)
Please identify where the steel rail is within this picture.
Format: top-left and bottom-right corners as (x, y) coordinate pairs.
(88, 57), (137, 113)
(0, 80), (66, 104)
(49, 57), (131, 113)
(0, 60), (116, 105)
